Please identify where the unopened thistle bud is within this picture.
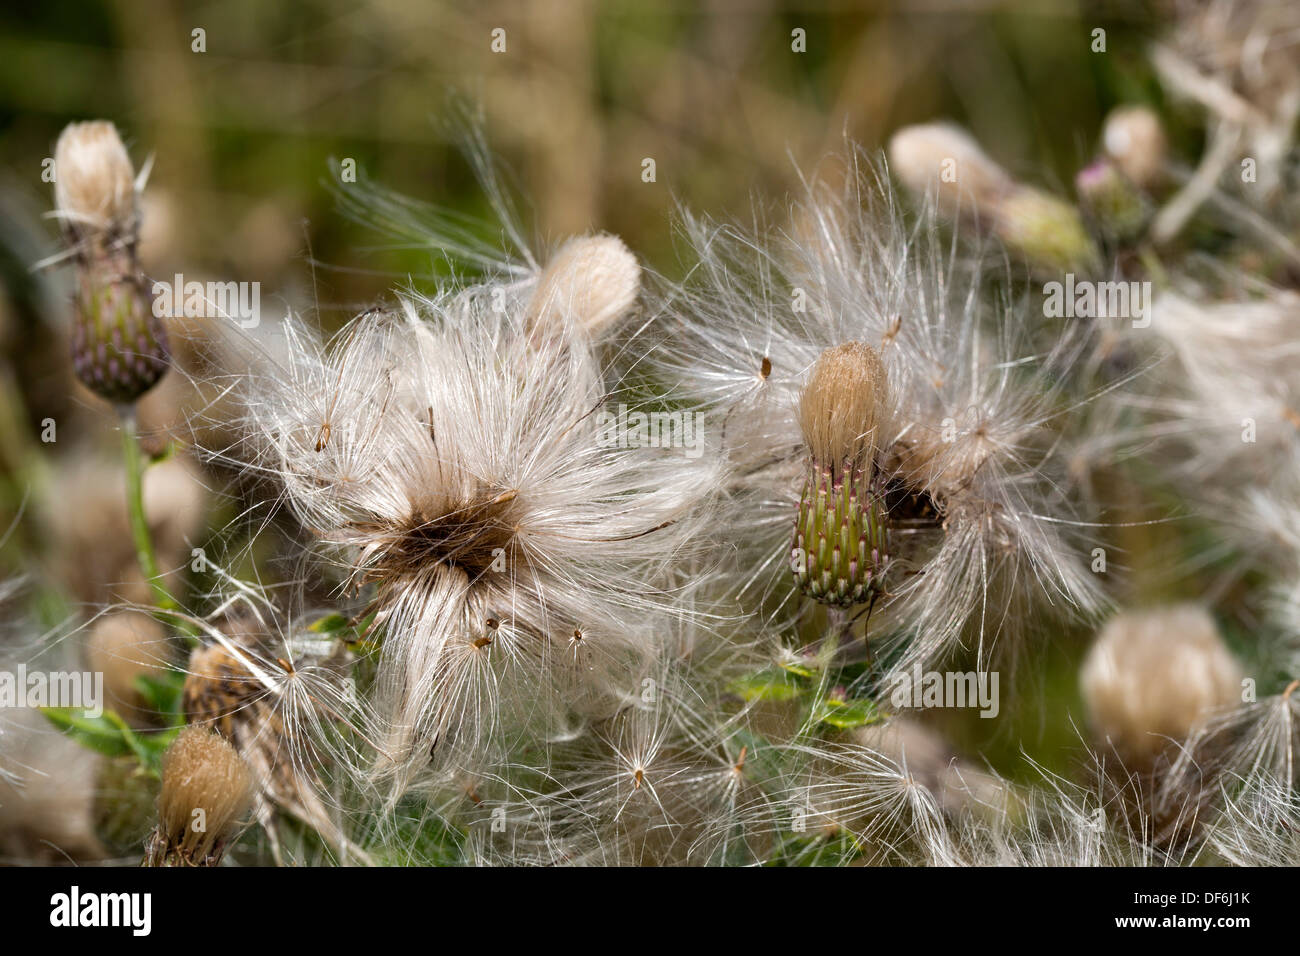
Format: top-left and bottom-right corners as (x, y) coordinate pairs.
(994, 186), (1100, 277)
(53, 121), (169, 406)
(143, 726), (252, 866)
(888, 122), (1013, 218)
(1076, 159), (1151, 245)
(792, 342), (891, 607)
(889, 122), (1099, 276)
(1101, 106), (1167, 191)
(53, 121), (137, 249)
(526, 233), (641, 336)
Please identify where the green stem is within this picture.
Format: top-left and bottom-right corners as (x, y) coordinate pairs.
(120, 408), (183, 617)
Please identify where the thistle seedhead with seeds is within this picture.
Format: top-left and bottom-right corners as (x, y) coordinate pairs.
(230, 208), (716, 795)
(181, 613), (364, 863)
(649, 148), (1103, 676)
(144, 726), (252, 866)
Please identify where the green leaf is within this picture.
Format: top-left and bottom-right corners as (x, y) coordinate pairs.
(729, 669), (804, 703)
(813, 696), (882, 730)
(40, 707), (135, 757)
(778, 659), (817, 679)
(135, 670), (186, 726)
(308, 612), (351, 634)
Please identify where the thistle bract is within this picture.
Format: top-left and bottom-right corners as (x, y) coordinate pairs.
(70, 266), (169, 404)
(793, 459), (889, 606)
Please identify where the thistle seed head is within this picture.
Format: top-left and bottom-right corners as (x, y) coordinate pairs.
(793, 343), (891, 607)
(1080, 605), (1242, 767)
(146, 726), (252, 866)
(1101, 105), (1167, 190)
(53, 121), (137, 251)
(83, 609), (169, 727)
(798, 341), (889, 475)
(527, 234), (641, 336)
(887, 122), (1013, 217)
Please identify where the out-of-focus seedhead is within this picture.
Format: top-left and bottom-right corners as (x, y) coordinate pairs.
(53, 121), (169, 405)
(1080, 604), (1242, 768)
(1101, 105), (1168, 190)
(889, 121), (1099, 276)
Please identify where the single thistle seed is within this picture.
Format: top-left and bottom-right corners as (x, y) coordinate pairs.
(143, 726), (252, 867)
(792, 343), (891, 607)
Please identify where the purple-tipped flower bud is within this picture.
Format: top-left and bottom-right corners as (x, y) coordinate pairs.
(70, 269), (169, 405)
(1076, 158), (1151, 245)
(53, 121), (169, 405)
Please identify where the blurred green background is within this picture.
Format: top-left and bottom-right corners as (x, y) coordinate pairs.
(1, 0), (1171, 314)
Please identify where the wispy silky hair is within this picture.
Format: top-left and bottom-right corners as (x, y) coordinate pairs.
(1205, 778), (1300, 866)
(0, 587), (106, 863)
(647, 147), (1104, 678)
(1178, 679), (1300, 798)
(180, 605), (368, 864)
(1096, 288), (1300, 597)
(231, 184), (718, 797)
(1130, 290), (1300, 487)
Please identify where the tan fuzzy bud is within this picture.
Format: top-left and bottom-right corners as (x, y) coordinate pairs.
(1102, 106), (1167, 190)
(53, 121), (137, 243)
(146, 726), (252, 866)
(527, 234), (640, 335)
(888, 123), (1013, 217)
(793, 343), (892, 607)
(798, 342), (889, 471)
(84, 609), (169, 727)
(1080, 605), (1242, 767)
